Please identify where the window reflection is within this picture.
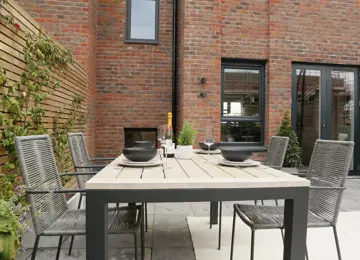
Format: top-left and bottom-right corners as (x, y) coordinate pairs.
(221, 121), (262, 142)
(223, 68), (260, 117)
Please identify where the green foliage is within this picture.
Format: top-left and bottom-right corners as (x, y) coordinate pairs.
(52, 93), (85, 174)
(177, 121), (197, 146)
(0, 3), (84, 200)
(277, 111), (302, 167)
(0, 27), (81, 175)
(0, 182), (30, 260)
(0, 229), (17, 260)
(0, 200), (21, 260)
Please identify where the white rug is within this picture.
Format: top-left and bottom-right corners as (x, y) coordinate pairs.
(187, 211), (360, 260)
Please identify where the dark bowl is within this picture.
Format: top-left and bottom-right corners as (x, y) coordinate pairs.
(123, 148), (157, 162)
(133, 141), (155, 149)
(220, 147), (253, 162)
(199, 142), (220, 151)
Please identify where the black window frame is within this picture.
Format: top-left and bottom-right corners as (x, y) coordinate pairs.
(125, 0), (160, 44)
(221, 59), (266, 147)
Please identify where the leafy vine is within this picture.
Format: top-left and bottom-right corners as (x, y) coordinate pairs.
(0, 4), (86, 180)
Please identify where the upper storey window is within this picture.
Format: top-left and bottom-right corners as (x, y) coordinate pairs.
(126, 0), (159, 44)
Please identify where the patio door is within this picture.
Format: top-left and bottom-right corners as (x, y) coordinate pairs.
(292, 64), (359, 175)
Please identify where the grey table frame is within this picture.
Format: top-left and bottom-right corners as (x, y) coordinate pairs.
(86, 186), (309, 260)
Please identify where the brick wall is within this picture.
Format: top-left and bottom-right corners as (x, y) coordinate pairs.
(221, 0), (269, 59)
(178, 0), (360, 147)
(86, 0), (98, 156)
(16, 0), (360, 158)
(96, 0), (173, 156)
(177, 0), (222, 145)
(267, 0), (360, 140)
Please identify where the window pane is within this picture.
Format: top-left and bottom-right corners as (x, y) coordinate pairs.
(223, 68), (260, 117)
(130, 0), (156, 40)
(295, 69), (321, 166)
(221, 121), (262, 142)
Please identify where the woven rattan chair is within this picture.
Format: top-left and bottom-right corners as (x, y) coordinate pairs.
(215, 136), (289, 250)
(256, 136), (289, 206)
(230, 139), (354, 260)
(16, 135), (145, 260)
(68, 132), (149, 234)
(68, 132), (114, 190)
(263, 136), (289, 170)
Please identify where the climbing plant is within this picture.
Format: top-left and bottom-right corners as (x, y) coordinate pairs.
(0, 5), (85, 176)
(52, 93), (86, 181)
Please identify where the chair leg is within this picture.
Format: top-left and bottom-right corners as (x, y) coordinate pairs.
(69, 194), (83, 255)
(134, 233), (138, 260)
(210, 202), (212, 229)
(230, 210), (236, 260)
(77, 193), (83, 209)
(218, 201), (222, 250)
(145, 203), (148, 232)
(275, 199), (279, 206)
(261, 200), (264, 205)
(31, 236), (40, 260)
(333, 226), (342, 260)
(68, 236), (75, 256)
(254, 200), (258, 205)
(56, 236), (63, 260)
(141, 221), (145, 260)
(250, 230), (255, 260)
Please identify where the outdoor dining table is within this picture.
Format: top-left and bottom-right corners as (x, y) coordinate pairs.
(85, 153), (310, 260)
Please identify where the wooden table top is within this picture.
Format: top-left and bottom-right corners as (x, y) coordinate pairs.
(85, 153), (310, 190)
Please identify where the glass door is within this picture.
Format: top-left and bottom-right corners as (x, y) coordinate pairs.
(327, 68), (357, 173)
(292, 64), (359, 175)
(292, 66), (325, 167)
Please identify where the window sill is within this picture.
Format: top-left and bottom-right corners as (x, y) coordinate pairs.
(125, 39), (159, 45)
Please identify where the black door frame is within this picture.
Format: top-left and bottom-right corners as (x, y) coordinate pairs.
(292, 63), (360, 175)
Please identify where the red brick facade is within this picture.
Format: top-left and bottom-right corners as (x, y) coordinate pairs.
(18, 0), (360, 157)
(95, 0), (173, 157)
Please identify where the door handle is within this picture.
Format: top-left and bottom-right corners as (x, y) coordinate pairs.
(322, 120), (326, 128)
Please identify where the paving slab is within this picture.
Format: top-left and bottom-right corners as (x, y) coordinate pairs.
(151, 247), (196, 260)
(153, 228), (193, 248)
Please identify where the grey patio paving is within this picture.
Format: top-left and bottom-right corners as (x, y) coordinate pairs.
(16, 178), (360, 260)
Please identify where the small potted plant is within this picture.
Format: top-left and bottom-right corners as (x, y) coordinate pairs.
(176, 121), (197, 160)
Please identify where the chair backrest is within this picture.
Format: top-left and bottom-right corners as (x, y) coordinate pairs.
(68, 132), (91, 189)
(16, 135), (68, 236)
(264, 136), (289, 169)
(307, 139), (354, 225)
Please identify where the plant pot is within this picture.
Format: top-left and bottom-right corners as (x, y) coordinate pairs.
(175, 145), (193, 160)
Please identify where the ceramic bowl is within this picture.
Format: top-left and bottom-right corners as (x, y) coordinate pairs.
(133, 140), (155, 149)
(220, 147), (253, 162)
(123, 148), (157, 162)
(198, 142), (220, 151)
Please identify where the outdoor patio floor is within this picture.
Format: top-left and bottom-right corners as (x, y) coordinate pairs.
(16, 177), (360, 260)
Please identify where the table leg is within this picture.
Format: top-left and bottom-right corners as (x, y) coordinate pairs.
(210, 201), (218, 225)
(283, 188), (309, 260)
(86, 191), (108, 260)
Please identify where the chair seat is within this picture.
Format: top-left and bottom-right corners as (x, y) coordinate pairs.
(43, 206), (142, 236)
(234, 204), (331, 230)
